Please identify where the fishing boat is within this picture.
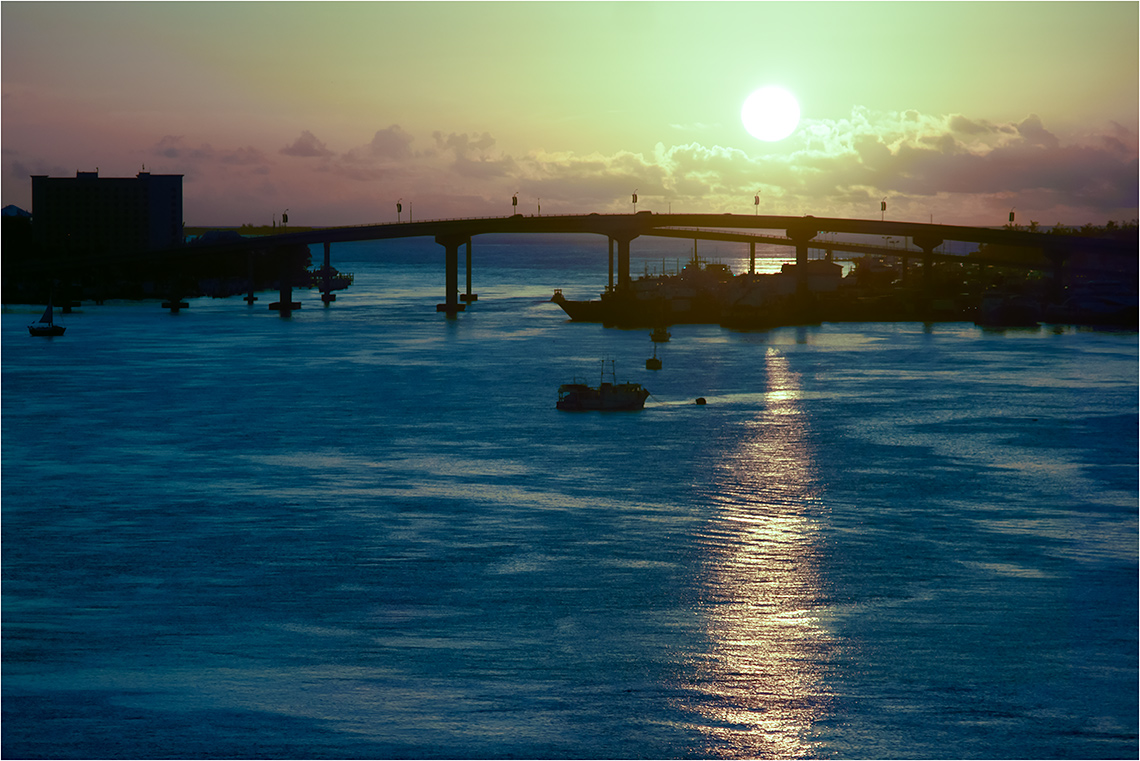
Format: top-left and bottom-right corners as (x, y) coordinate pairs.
(557, 360), (649, 411)
(646, 334), (663, 370)
(28, 299), (65, 336)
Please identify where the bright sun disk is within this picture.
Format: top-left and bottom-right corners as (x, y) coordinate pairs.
(742, 86), (800, 142)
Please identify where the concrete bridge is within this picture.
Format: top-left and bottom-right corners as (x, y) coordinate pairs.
(223, 212), (1134, 315)
(38, 212), (1138, 315)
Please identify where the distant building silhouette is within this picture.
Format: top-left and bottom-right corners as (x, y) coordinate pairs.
(31, 170), (182, 254)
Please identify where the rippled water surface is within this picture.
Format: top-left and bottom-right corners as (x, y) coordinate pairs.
(3, 236), (1137, 758)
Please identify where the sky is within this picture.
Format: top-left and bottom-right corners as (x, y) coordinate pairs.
(2, 1), (1137, 228)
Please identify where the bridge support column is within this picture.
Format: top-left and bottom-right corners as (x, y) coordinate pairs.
(269, 247), (302, 315)
(461, 239), (478, 303)
(435, 235), (468, 316)
(614, 235), (635, 292)
(786, 221), (818, 292)
(244, 252), (258, 304)
(608, 238), (614, 292)
(161, 292), (189, 313)
(749, 241), (756, 275)
(912, 235), (944, 319)
(269, 281), (299, 316)
(161, 273), (189, 312)
(913, 235), (943, 295)
(320, 241), (336, 305)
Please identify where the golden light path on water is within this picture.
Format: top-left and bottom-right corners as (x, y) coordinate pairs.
(682, 347), (837, 758)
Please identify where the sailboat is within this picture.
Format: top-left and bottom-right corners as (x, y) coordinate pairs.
(28, 298), (65, 336)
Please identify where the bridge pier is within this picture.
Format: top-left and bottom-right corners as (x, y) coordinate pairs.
(435, 235), (469, 316)
(320, 241), (336, 305)
(269, 282), (300, 315)
(244, 252), (258, 304)
(608, 238), (614, 292)
(749, 241), (756, 275)
(461, 239), (478, 303)
(269, 247), (301, 315)
(913, 235), (943, 294)
(161, 274), (188, 312)
(614, 235), (635, 291)
(786, 221), (818, 291)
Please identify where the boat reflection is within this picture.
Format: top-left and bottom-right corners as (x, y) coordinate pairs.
(682, 348), (837, 758)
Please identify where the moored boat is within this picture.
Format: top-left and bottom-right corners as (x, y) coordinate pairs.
(557, 360), (649, 411)
(551, 249), (836, 328)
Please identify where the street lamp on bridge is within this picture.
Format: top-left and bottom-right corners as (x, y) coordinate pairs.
(397, 199), (403, 223)
(632, 189), (638, 213)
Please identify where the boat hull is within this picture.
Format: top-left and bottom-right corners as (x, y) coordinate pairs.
(28, 325), (65, 337)
(551, 288), (819, 329)
(551, 290), (722, 327)
(556, 382), (649, 411)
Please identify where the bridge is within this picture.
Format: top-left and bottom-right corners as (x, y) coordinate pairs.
(32, 212), (1139, 316)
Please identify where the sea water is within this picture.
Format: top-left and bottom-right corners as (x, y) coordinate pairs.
(3, 234), (1137, 759)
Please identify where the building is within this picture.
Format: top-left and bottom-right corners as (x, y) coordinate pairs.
(31, 170), (182, 254)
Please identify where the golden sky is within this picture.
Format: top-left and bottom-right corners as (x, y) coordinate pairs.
(3, 1), (1137, 226)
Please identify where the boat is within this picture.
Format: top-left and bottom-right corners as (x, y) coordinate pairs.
(557, 360), (650, 411)
(308, 264), (354, 291)
(650, 326), (671, 342)
(28, 299), (65, 336)
(551, 246), (836, 328)
(646, 334), (663, 370)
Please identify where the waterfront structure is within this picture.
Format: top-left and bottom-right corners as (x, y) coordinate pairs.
(31, 170), (182, 254)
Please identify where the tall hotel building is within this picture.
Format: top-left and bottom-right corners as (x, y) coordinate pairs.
(31, 170), (183, 254)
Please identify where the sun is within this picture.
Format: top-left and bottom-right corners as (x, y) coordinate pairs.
(741, 86), (801, 142)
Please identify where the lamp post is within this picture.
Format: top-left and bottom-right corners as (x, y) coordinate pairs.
(880, 198), (887, 221)
(1009, 208), (1016, 226)
(397, 199), (402, 223)
(754, 191), (760, 216)
(282, 209), (289, 231)
(512, 193), (518, 215)
(632, 189), (638, 213)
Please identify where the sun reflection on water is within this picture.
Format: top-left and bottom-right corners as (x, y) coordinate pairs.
(682, 348), (838, 758)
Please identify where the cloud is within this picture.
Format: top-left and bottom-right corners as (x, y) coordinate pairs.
(716, 108), (1140, 220)
(280, 130), (334, 158)
(8, 157), (70, 185)
(152, 135), (214, 161)
(94, 109), (1135, 226)
(949, 115), (991, 135)
(433, 131), (496, 158)
(340, 125), (416, 168)
(219, 146), (271, 166)
(1015, 114), (1059, 149)
(366, 125), (414, 159)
